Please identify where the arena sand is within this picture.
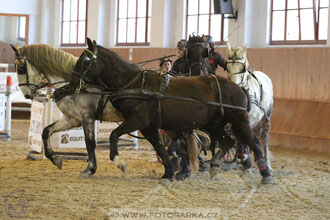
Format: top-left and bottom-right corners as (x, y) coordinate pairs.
(0, 120), (330, 220)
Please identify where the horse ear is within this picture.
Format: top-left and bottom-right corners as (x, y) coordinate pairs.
(243, 44), (247, 54)
(226, 42), (233, 57)
(92, 40), (97, 45)
(86, 38), (93, 50)
(10, 44), (20, 56)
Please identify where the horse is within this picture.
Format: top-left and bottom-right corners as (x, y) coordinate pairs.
(226, 43), (274, 171)
(11, 43), (203, 179)
(180, 36), (247, 167)
(10, 44), (125, 177)
(73, 38), (272, 184)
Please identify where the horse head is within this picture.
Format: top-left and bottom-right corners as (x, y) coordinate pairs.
(10, 44), (44, 99)
(226, 43), (249, 85)
(181, 35), (209, 76)
(74, 38), (105, 83)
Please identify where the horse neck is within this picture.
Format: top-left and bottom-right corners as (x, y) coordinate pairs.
(101, 49), (141, 88)
(43, 72), (69, 89)
(23, 46), (74, 87)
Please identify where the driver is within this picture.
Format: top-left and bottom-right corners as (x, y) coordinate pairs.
(202, 35), (227, 74)
(171, 39), (187, 76)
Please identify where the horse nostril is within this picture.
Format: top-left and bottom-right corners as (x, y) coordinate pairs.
(25, 94), (31, 99)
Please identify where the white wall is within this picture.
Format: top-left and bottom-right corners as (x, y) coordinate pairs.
(1, 0), (330, 48)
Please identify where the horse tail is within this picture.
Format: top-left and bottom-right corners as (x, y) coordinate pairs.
(241, 87), (251, 112)
(193, 130), (211, 148)
(186, 133), (200, 171)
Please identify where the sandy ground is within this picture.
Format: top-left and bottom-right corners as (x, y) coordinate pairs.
(1, 119), (330, 220)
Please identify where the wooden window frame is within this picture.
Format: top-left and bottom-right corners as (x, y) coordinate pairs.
(61, 0), (88, 47)
(116, 0), (151, 46)
(186, 0), (227, 44)
(0, 13), (29, 45)
(270, 0), (328, 45)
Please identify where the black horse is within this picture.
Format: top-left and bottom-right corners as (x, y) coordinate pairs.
(180, 35), (249, 168)
(73, 38), (272, 184)
(180, 35), (210, 76)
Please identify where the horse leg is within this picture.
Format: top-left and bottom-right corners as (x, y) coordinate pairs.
(230, 112), (272, 184)
(209, 126), (235, 167)
(42, 116), (80, 169)
(260, 119), (272, 172)
(140, 127), (174, 179)
(175, 141), (191, 181)
(167, 133), (183, 172)
(80, 118), (97, 177)
(236, 142), (252, 171)
(109, 118), (145, 172)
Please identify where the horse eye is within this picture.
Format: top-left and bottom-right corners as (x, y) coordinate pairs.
(82, 56), (91, 66)
(16, 64), (27, 75)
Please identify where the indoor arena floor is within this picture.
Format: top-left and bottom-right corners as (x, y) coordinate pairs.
(1, 120), (330, 220)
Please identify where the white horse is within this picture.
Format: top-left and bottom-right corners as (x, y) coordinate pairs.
(11, 44), (126, 177)
(226, 43), (274, 171)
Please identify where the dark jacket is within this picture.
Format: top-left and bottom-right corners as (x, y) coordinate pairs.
(171, 57), (183, 76)
(207, 50), (226, 74)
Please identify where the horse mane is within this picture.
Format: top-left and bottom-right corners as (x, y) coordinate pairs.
(186, 35), (205, 47)
(19, 44), (78, 79)
(97, 45), (141, 73)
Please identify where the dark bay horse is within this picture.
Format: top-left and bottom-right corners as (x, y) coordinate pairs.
(73, 38), (272, 184)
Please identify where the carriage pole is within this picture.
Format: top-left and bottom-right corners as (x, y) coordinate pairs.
(44, 85), (53, 127)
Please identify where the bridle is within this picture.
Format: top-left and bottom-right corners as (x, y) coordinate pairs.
(226, 56), (249, 86)
(184, 42), (208, 76)
(80, 47), (98, 77)
(15, 56), (68, 98)
(77, 47), (143, 92)
(16, 56), (45, 97)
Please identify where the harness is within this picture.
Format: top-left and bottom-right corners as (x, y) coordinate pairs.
(108, 71), (247, 129)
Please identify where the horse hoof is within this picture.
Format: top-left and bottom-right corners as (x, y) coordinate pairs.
(268, 166), (274, 173)
(114, 157), (127, 173)
(175, 172), (190, 181)
(52, 156), (63, 170)
(118, 163), (127, 173)
(242, 155), (252, 170)
(199, 165), (209, 173)
(261, 176), (273, 185)
(79, 171), (92, 178)
(161, 172), (174, 180)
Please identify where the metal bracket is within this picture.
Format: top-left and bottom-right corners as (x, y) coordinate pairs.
(224, 10), (238, 20)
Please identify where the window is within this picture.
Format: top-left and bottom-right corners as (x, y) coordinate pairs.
(117, 0), (151, 46)
(61, 0), (88, 46)
(17, 16), (26, 41)
(271, 0), (329, 45)
(186, 0), (228, 43)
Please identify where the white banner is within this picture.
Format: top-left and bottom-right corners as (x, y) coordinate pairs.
(28, 100), (136, 151)
(0, 93), (5, 131)
(0, 72), (31, 104)
(28, 101), (44, 152)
